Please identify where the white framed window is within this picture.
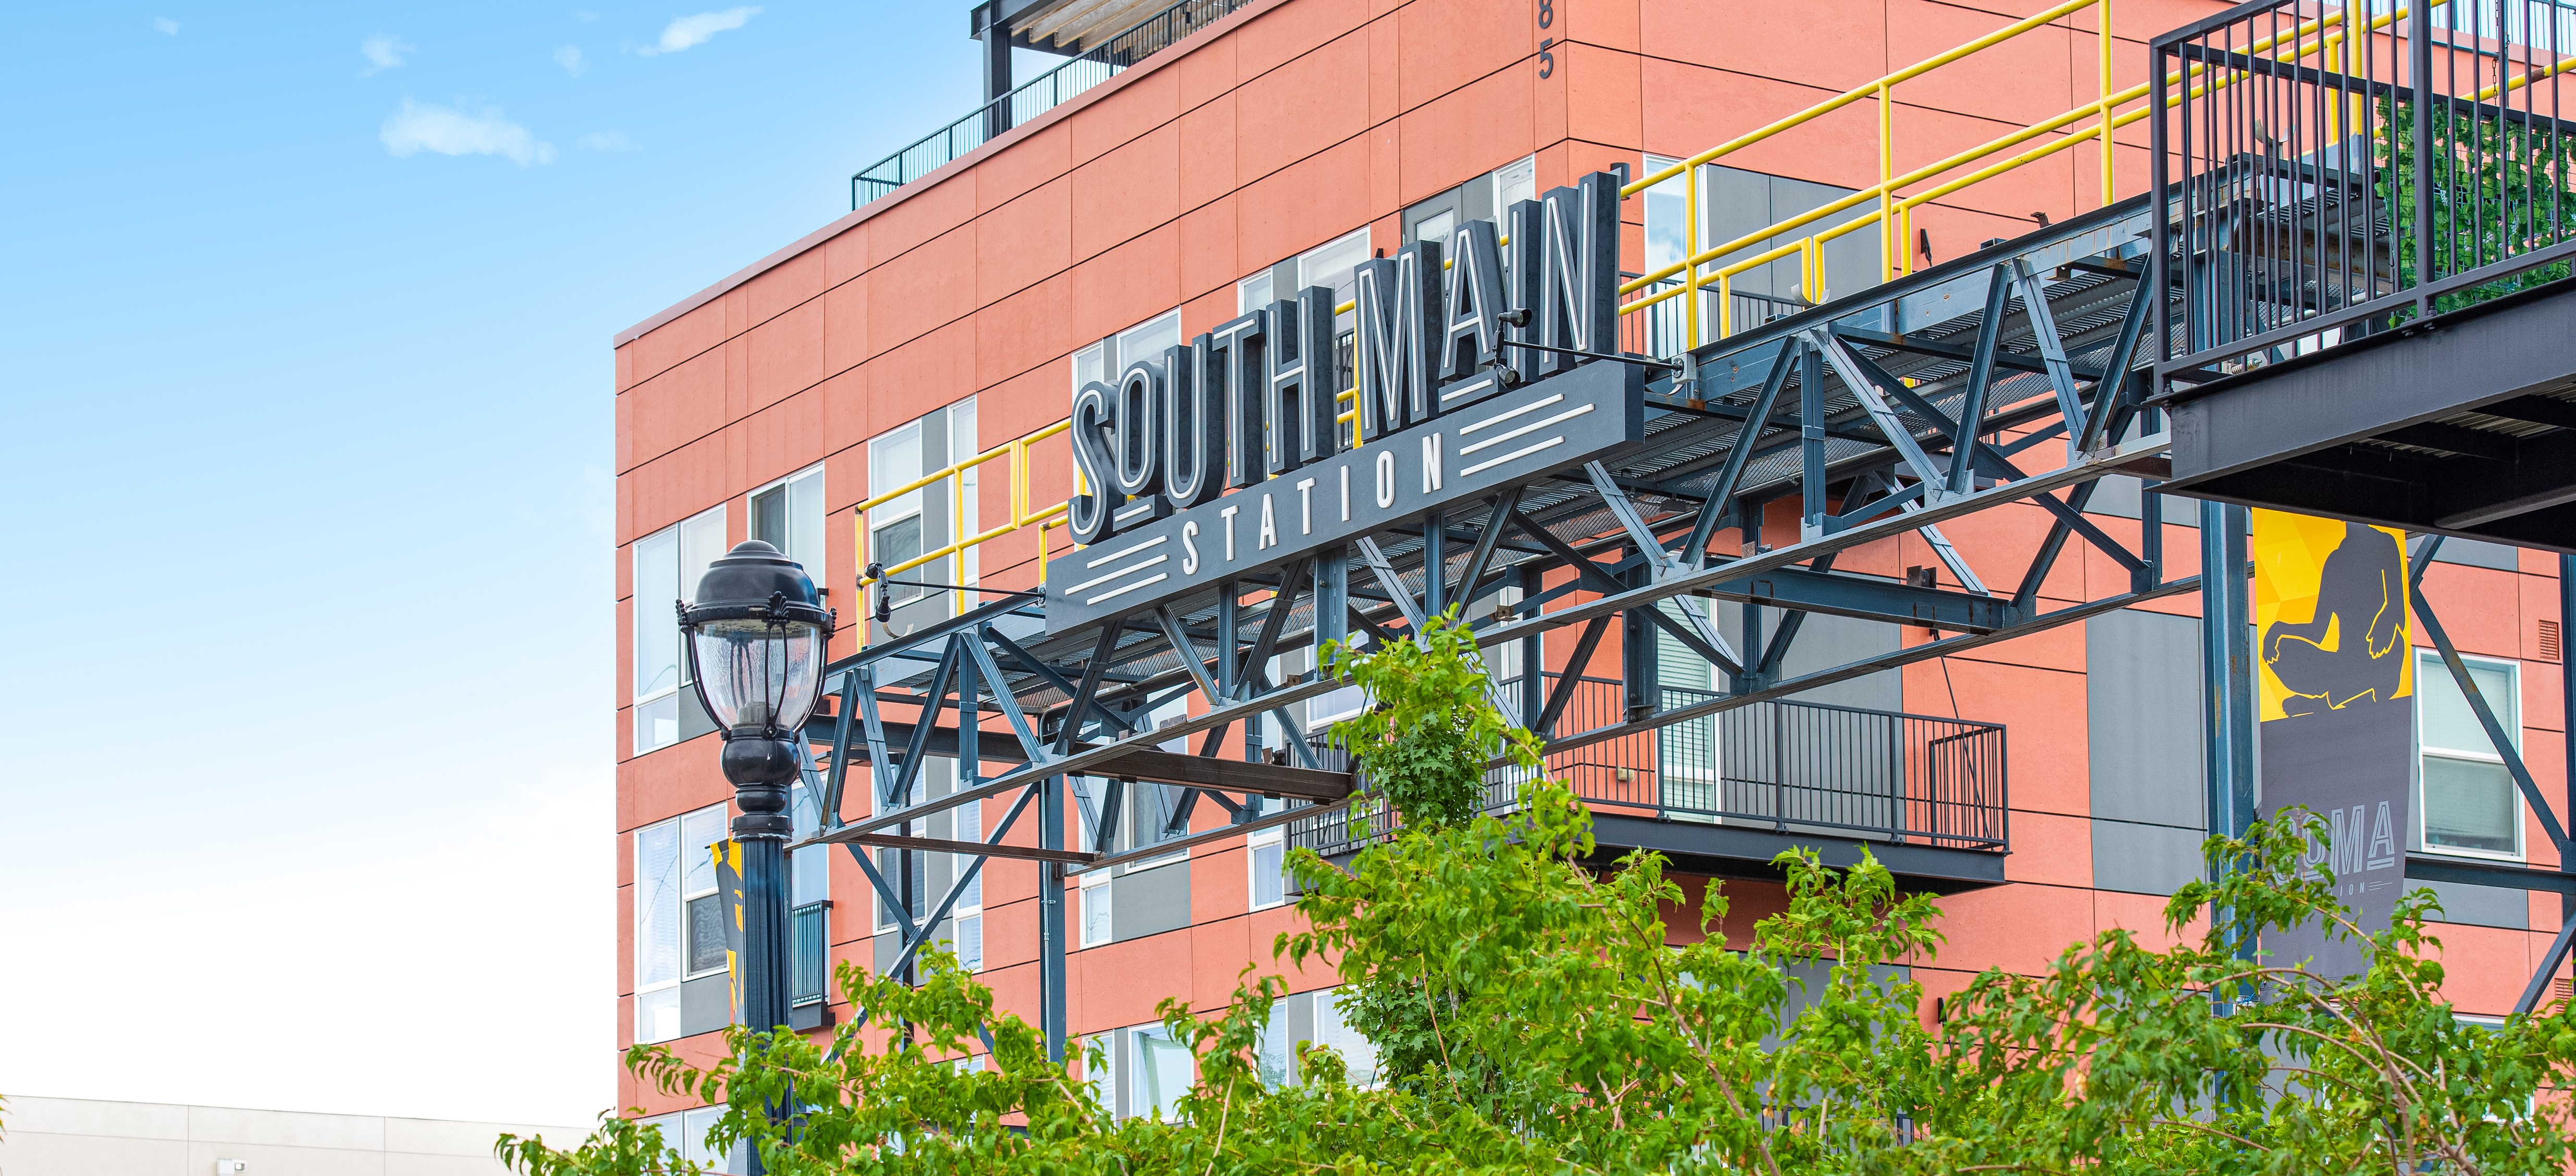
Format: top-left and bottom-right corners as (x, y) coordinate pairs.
(2418, 651), (2524, 860)
(633, 505), (728, 754)
(953, 796), (984, 971)
(869, 757), (945, 935)
(635, 802), (731, 1044)
(1130, 1024), (1195, 1121)
(1236, 270), (1274, 314)
(1081, 1033), (1116, 1110)
(1296, 228), (1371, 314)
(1491, 154), (1538, 211)
(1073, 312), (1184, 530)
(868, 399), (978, 612)
(636, 1107), (743, 1173)
(1248, 827), (1287, 911)
(789, 779), (829, 907)
(750, 464), (827, 592)
(1301, 634), (1369, 727)
(1312, 988), (1382, 1089)
(1079, 870), (1113, 948)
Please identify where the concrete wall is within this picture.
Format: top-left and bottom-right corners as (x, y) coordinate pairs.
(0, 1096), (589, 1176)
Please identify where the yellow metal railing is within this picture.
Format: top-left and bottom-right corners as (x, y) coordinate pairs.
(853, 420), (1070, 628)
(851, 0), (2474, 615)
(1613, 0), (2421, 348)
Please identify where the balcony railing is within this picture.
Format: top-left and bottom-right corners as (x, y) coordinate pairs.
(851, 0), (1251, 209)
(1291, 676), (2008, 859)
(2151, 0), (2576, 383)
(790, 900), (829, 1007)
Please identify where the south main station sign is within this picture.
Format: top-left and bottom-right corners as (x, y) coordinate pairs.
(1049, 172), (1644, 634)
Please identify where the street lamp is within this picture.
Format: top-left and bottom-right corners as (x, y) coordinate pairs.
(680, 539), (835, 1038)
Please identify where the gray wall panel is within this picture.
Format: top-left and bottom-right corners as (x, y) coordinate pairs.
(2415, 878), (2530, 929)
(680, 973), (732, 1035)
(2090, 819), (2207, 895)
(1711, 602), (1901, 711)
(2082, 474), (2202, 524)
(2431, 537), (2519, 570)
(2087, 609), (2206, 828)
(1112, 861), (1192, 942)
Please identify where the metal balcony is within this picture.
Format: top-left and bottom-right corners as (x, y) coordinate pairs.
(1289, 676), (2008, 892)
(2151, 0), (2576, 548)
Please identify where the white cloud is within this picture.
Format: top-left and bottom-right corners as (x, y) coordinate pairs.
(576, 130), (636, 152)
(151, 16), (179, 35)
(553, 45), (587, 76)
(574, 9), (600, 21)
(360, 34), (413, 76)
(379, 100), (556, 166)
(638, 6), (760, 55)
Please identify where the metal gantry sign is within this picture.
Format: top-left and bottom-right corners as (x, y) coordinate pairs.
(1054, 172), (1626, 633)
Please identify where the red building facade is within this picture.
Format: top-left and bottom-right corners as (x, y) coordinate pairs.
(613, 0), (2573, 1132)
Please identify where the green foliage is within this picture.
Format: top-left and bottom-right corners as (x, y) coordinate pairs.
(2376, 95), (2576, 315)
(503, 624), (2576, 1175)
(1317, 610), (1542, 831)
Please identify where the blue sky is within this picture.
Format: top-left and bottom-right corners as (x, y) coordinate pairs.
(0, 2), (1024, 1127)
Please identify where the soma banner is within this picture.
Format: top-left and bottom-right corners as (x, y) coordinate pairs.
(2252, 509), (2413, 977)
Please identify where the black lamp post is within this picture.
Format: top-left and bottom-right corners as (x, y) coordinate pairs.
(680, 540), (835, 1041)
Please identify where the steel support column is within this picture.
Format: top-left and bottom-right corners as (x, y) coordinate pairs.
(2201, 501), (2255, 921)
(1040, 773), (1067, 1062)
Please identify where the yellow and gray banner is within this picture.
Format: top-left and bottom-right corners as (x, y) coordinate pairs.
(2252, 509), (2413, 976)
(712, 839), (746, 1024)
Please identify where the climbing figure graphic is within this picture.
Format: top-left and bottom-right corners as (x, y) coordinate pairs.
(2262, 520), (2408, 716)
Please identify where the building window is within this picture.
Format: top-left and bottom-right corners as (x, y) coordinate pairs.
(632, 506), (728, 754)
(1236, 270), (1273, 314)
(1131, 1025), (1195, 1121)
(1313, 988), (1382, 1088)
(1248, 826), (1287, 911)
(788, 777), (831, 1006)
(1074, 311), (1185, 393)
(2419, 651), (2523, 859)
(867, 399), (978, 618)
(1640, 157), (1880, 350)
(635, 802), (730, 1044)
(636, 1107), (742, 1173)
(1399, 154), (1538, 245)
(1079, 870), (1112, 948)
(750, 464), (827, 586)
(952, 796), (984, 971)
(1073, 312), (1184, 521)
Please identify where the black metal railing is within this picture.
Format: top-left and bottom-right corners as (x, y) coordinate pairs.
(851, 0), (1251, 208)
(1289, 676), (2008, 858)
(2152, 0), (2576, 387)
(790, 900), (829, 1007)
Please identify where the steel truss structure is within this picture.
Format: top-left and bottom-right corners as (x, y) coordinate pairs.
(777, 205), (2576, 1058)
(769, 200), (2247, 1059)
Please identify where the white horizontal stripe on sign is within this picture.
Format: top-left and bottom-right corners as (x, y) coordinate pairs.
(1083, 535), (1166, 568)
(1085, 572), (1170, 605)
(1458, 436), (1567, 477)
(1062, 553), (1169, 596)
(1440, 373), (1501, 402)
(1458, 403), (1595, 456)
(1457, 393), (1563, 436)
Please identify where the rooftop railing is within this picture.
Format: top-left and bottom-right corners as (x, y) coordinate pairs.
(851, 0), (1251, 209)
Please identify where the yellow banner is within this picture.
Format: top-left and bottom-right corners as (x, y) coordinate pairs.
(711, 839), (745, 1019)
(2252, 509), (2412, 721)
